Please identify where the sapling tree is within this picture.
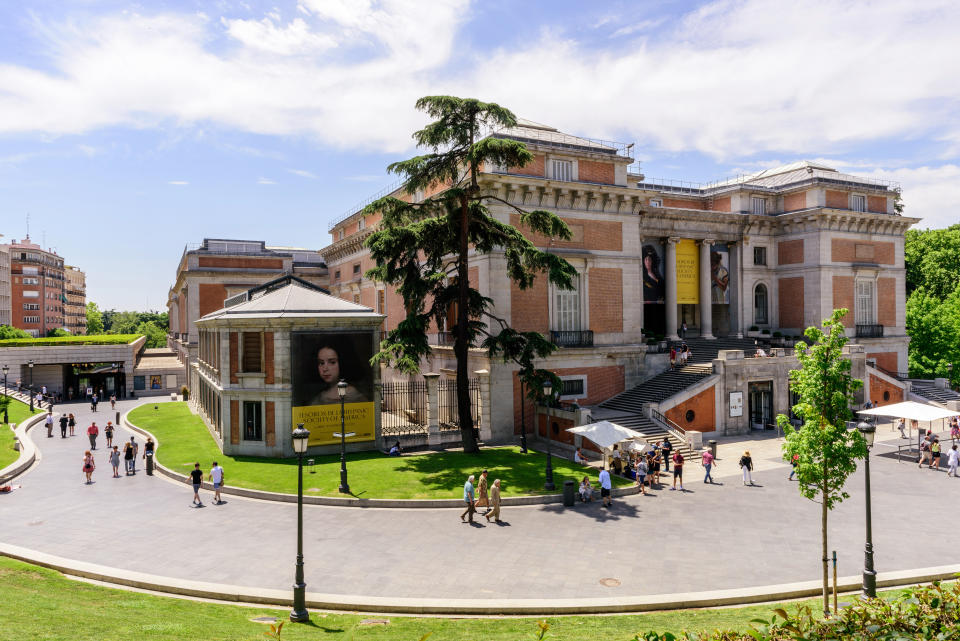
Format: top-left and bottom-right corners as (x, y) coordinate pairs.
(777, 308), (868, 616)
(364, 96), (576, 452)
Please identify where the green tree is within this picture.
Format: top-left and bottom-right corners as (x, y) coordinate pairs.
(0, 325), (31, 340)
(777, 309), (868, 617)
(86, 302), (104, 335)
(136, 320), (167, 348)
(107, 311), (141, 335)
(904, 224), (960, 298)
(364, 96), (576, 452)
(46, 328), (70, 337)
(905, 284), (960, 385)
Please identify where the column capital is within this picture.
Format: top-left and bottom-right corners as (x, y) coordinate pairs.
(700, 238), (716, 247)
(667, 236), (681, 244)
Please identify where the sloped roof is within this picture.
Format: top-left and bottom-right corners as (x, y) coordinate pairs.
(199, 280), (378, 320)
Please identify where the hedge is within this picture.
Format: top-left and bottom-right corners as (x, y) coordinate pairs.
(0, 334), (142, 347)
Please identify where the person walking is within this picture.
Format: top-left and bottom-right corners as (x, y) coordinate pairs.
(110, 394), (116, 410)
(474, 469), (490, 513)
(108, 446), (121, 478)
(897, 418), (907, 438)
(86, 422), (99, 449)
(82, 450), (95, 484)
(484, 478), (502, 523)
(599, 466), (612, 508)
(129, 436), (139, 474)
(123, 441), (135, 476)
(660, 437), (673, 472)
(951, 419), (960, 444)
(44, 411), (54, 438)
(788, 453), (799, 480)
(143, 437), (155, 473)
(90, 394), (98, 413)
(671, 451), (684, 491)
(680, 321), (687, 339)
(701, 448), (715, 484)
(68, 413), (76, 436)
(58, 413), (68, 438)
(460, 475), (476, 523)
(919, 434), (932, 468)
(635, 455), (648, 494)
(651, 448), (662, 487)
(739, 450), (754, 486)
(210, 461), (225, 504)
(947, 444), (959, 477)
(190, 463), (204, 506)
(104, 421), (115, 448)
(930, 437), (942, 470)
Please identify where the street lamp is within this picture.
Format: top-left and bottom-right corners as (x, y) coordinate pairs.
(519, 380), (528, 453)
(28, 360), (34, 412)
(857, 418), (877, 599)
(2, 364), (8, 424)
(290, 423), (311, 623)
(543, 379), (555, 491)
(334, 380), (354, 494)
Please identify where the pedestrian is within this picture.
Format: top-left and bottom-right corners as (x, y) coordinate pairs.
(701, 448), (715, 484)
(123, 441), (135, 475)
(86, 422), (99, 449)
(669, 345), (677, 370)
(947, 445), (959, 477)
(58, 413), (68, 438)
(43, 411), (54, 438)
(129, 436), (139, 473)
(68, 413), (76, 436)
(671, 451), (684, 491)
(460, 475), (476, 523)
(680, 321), (687, 338)
(930, 437), (942, 470)
(579, 476), (593, 501)
(635, 455), (648, 494)
(110, 394), (116, 410)
(897, 418), (907, 438)
(82, 450), (95, 484)
(739, 450), (754, 485)
(951, 419), (960, 444)
(484, 478), (502, 523)
(143, 437), (155, 472)
(599, 466), (612, 507)
(919, 435), (932, 468)
(210, 461), (224, 504)
(788, 453), (799, 480)
(90, 395), (98, 413)
(190, 463), (204, 506)
(661, 437), (673, 472)
(611, 444), (623, 475)
(651, 448), (662, 487)
(108, 446), (121, 478)
(475, 469), (490, 512)
(104, 421), (115, 448)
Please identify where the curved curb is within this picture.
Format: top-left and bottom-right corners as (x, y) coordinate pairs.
(122, 409), (639, 508)
(1, 541), (957, 615)
(0, 411), (46, 484)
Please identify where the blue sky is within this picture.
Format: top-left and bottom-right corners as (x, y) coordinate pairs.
(1, 0), (959, 311)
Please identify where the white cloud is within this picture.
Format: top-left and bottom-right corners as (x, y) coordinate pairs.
(286, 168), (316, 179)
(861, 164), (960, 230)
(257, 176), (276, 184)
(222, 16), (337, 55)
(168, 180), (189, 185)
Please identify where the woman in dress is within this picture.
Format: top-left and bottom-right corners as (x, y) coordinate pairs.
(108, 446), (121, 478)
(578, 476), (593, 502)
(104, 422), (115, 448)
(82, 451), (95, 484)
(68, 413), (76, 437)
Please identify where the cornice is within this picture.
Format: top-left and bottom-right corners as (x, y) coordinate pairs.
(320, 229), (374, 263)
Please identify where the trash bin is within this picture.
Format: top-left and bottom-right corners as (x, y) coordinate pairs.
(145, 452), (154, 476)
(708, 440), (717, 457)
(563, 480), (576, 506)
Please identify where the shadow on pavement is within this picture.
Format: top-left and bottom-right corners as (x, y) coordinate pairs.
(538, 500), (640, 522)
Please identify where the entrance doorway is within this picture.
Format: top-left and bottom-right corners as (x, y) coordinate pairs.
(748, 381), (773, 430)
(67, 363), (126, 401)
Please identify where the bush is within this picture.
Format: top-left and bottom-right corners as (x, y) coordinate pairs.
(0, 334), (141, 347)
(180, 386), (189, 401)
(749, 325), (759, 332)
(772, 331), (783, 338)
(761, 329), (771, 335)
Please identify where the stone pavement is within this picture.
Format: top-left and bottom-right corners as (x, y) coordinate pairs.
(1, 397), (958, 602)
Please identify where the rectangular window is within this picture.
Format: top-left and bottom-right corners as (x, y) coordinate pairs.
(851, 194), (866, 212)
(753, 247), (767, 265)
(559, 377), (586, 399)
(377, 290), (385, 314)
(134, 376), (145, 390)
(22, 303), (40, 310)
(337, 229), (344, 241)
(751, 197), (766, 215)
(649, 199), (662, 207)
(554, 273), (581, 331)
(353, 263), (361, 275)
(241, 332), (262, 372)
(243, 401), (262, 441)
(334, 270), (340, 281)
(358, 216), (365, 230)
(551, 159), (573, 182)
(856, 280), (875, 325)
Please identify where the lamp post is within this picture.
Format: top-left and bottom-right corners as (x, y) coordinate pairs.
(2, 364), (8, 425)
(290, 423), (311, 623)
(28, 360), (34, 412)
(857, 418), (877, 599)
(543, 379), (555, 491)
(519, 380), (528, 453)
(335, 379), (353, 494)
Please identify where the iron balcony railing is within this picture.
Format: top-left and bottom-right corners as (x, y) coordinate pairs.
(856, 324), (884, 338)
(550, 330), (594, 348)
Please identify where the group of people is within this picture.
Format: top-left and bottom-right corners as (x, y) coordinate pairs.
(669, 343), (693, 369)
(918, 430), (959, 476)
(188, 462), (225, 506)
(460, 470), (502, 523)
(80, 430), (154, 483)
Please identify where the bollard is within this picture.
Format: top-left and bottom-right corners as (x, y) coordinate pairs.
(145, 452), (154, 476)
(116, 411), (120, 426)
(832, 550), (838, 614)
(708, 440), (717, 457)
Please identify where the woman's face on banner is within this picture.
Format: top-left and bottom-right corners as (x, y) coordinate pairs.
(316, 347), (341, 384)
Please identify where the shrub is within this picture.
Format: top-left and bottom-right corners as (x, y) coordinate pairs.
(772, 331), (783, 338)
(0, 334), (141, 347)
(761, 329), (771, 335)
(749, 325), (759, 332)
(180, 385), (189, 401)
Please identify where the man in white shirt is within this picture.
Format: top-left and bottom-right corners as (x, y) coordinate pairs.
(209, 462), (225, 504)
(598, 467), (612, 508)
(948, 445), (959, 478)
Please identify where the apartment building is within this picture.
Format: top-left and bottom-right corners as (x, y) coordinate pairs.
(4, 236), (66, 337)
(0, 240), (10, 327)
(323, 119), (917, 441)
(64, 266), (87, 336)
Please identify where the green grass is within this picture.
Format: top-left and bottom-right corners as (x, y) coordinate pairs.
(1, 396), (42, 469)
(128, 402), (632, 499)
(0, 333), (142, 347)
(0, 554), (928, 641)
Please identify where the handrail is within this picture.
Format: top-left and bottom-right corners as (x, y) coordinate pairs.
(649, 407), (687, 440)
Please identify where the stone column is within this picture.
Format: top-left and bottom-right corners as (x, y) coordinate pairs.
(728, 241), (742, 338)
(699, 239), (715, 339)
(474, 369), (492, 442)
(666, 237), (679, 340)
(423, 373), (441, 448)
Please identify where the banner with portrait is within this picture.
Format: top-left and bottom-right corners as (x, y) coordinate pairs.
(675, 239), (699, 304)
(710, 245), (730, 305)
(290, 331), (376, 446)
(642, 242), (666, 305)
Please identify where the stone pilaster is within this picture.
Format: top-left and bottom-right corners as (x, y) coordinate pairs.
(423, 373), (441, 448)
(666, 237), (679, 340)
(474, 369), (492, 442)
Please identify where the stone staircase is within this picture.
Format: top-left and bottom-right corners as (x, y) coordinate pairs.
(910, 381), (960, 405)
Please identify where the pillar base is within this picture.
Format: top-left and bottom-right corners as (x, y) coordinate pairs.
(700, 333), (716, 340)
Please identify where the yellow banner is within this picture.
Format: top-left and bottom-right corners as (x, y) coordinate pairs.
(291, 402), (376, 446)
(675, 239), (700, 304)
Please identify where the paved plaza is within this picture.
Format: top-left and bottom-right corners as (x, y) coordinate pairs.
(1, 397), (959, 604)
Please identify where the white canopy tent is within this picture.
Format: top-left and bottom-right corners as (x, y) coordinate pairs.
(566, 421), (648, 468)
(858, 401), (958, 422)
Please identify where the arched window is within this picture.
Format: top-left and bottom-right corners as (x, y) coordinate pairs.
(754, 284), (768, 325)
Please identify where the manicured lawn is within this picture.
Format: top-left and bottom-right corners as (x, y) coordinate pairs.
(0, 555), (926, 641)
(0, 333), (141, 347)
(1, 396), (42, 469)
(127, 402), (632, 499)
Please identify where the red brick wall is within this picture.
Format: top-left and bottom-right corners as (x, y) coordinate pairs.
(229, 332), (238, 384)
(263, 332), (274, 385)
(778, 277), (805, 328)
(508, 153), (545, 177)
(867, 352), (898, 373)
(712, 196), (731, 212)
(230, 400), (239, 444)
(867, 195), (887, 214)
(825, 190), (848, 209)
(831, 239), (895, 264)
(784, 191), (807, 211)
(578, 160), (615, 185)
(537, 414), (576, 446)
(665, 385), (716, 433)
(510, 277), (548, 332)
(512, 366), (624, 434)
(510, 214), (622, 251)
(777, 239), (804, 265)
(265, 401), (276, 447)
(877, 278), (897, 326)
(869, 374), (904, 407)
(832, 276), (855, 327)
(384, 286), (406, 331)
(197, 256), (284, 270)
(589, 268), (623, 333)
(663, 197), (705, 210)
(198, 283), (228, 318)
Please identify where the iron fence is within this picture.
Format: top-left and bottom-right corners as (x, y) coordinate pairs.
(378, 381), (428, 437)
(438, 378), (481, 432)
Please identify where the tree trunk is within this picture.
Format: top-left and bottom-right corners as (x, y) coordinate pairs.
(456, 191), (477, 453)
(821, 474), (830, 617)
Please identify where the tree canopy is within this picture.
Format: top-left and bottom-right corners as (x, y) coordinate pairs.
(0, 325), (31, 340)
(363, 96), (576, 452)
(86, 302), (104, 335)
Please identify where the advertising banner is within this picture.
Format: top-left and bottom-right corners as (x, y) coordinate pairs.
(290, 331), (376, 446)
(675, 239), (699, 304)
(642, 242), (666, 304)
(710, 246), (730, 304)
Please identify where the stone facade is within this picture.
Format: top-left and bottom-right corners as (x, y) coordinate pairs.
(64, 266), (86, 336)
(4, 237), (66, 337)
(0, 242), (10, 327)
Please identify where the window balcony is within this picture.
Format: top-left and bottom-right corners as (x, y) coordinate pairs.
(856, 324), (884, 338)
(550, 330), (594, 348)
